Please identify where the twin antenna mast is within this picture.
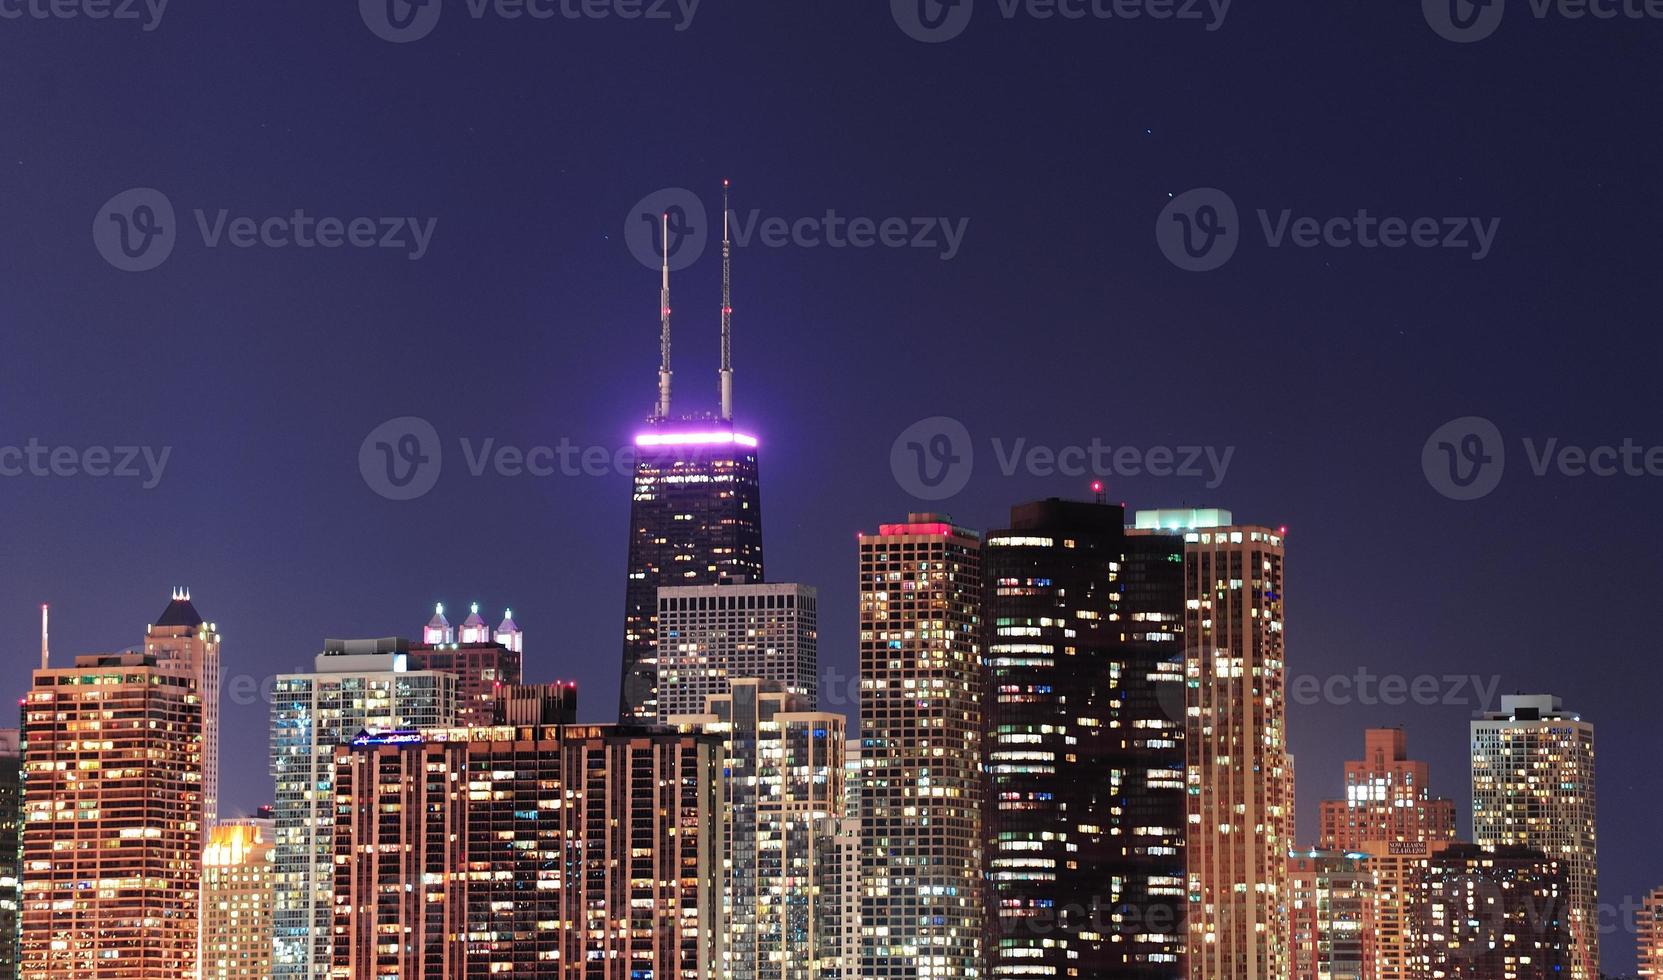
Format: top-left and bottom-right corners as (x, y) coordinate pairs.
(654, 180), (736, 423)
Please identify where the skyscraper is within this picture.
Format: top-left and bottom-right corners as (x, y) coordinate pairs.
(1133, 509), (1292, 980)
(982, 499), (1186, 980)
(409, 602), (525, 727)
(1359, 838), (1455, 980)
(270, 638), (458, 980)
(1318, 729), (1457, 852)
(656, 580), (817, 721)
(1471, 694), (1598, 980)
(669, 678), (846, 980)
(331, 722), (724, 980)
(494, 680), (579, 724)
(0, 730), (20, 980)
(619, 192), (764, 722)
(1315, 729), (1457, 980)
(202, 818), (276, 980)
(1640, 886), (1663, 980)
(144, 587), (222, 825)
(858, 513), (983, 980)
(20, 652), (203, 980)
(1419, 843), (1569, 980)
(1286, 849), (1373, 980)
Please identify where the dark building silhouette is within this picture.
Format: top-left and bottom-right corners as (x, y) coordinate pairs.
(982, 498), (1187, 980)
(619, 422), (765, 721)
(1421, 843), (1569, 980)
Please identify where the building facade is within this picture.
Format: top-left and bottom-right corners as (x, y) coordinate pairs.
(1639, 886), (1663, 980)
(1471, 695), (1597, 980)
(270, 639), (457, 980)
(1358, 838), (1454, 980)
(1287, 849), (1373, 980)
(202, 819), (276, 980)
(20, 652), (202, 980)
(331, 724), (724, 980)
(0, 730), (20, 980)
(494, 681), (579, 725)
(983, 499), (1186, 980)
(144, 588), (222, 826)
(620, 422), (766, 722)
(669, 679), (846, 980)
(1419, 843), (1568, 980)
(1134, 509), (1292, 980)
(656, 581), (818, 721)
(858, 514), (984, 980)
(410, 603), (524, 727)
(1318, 729), (1457, 851)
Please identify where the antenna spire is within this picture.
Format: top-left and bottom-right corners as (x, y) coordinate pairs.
(720, 179), (734, 421)
(40, 603), (49, 671)
(656, 212), (673, 420)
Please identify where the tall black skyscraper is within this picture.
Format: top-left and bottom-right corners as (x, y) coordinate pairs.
(982, 498), (1187, 980)
(619, 186), (765, 721)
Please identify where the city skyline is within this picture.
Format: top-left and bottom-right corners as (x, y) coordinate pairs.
(3, 5), (1661, 973)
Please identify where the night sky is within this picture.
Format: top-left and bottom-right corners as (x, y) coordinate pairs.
(3, 1), (1661, 971)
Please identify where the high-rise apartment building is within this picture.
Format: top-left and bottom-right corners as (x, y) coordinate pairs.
(1313, 729), (1457, 980)
(669, 678), (846, 980)
(1287, 849), (1373, 980)
(1134, 509), (1292, 980)
(982, 499), (1186, 980)
(620, 423), (766, 721)
(202, 818), (276, 980)
(858, 514), (983, 980)
(1420, 843), (1568, 980)
(1358, 838), (1454, 980)
(1471, 695), (1597, 980)
(270, 638), (457, 980)
(0, 730), (20, 980)
(409, 602), (524, 727)
(656, 581), (817, 720)
(144, 588), (222, 825)
(838, 738), (862, 980)
(331, 723), (724, 979)
(20, 652), (202, 980)
(1639, 886), (1663, 980)
(1319, 729), (1457, 851)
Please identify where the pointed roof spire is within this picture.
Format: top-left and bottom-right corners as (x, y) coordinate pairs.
(720, 178), (734, 421)
(495, 607), (523, 654)
(461, 602), (487, 629)
(423, 602), (452, 645)
(656, 211), (674, 420)
(155, 588), (205, 629)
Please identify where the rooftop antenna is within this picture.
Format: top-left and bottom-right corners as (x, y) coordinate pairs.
(720, 179), (734, 421)
(40, 603), (49, 671)
(656, 212), (674, 420)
